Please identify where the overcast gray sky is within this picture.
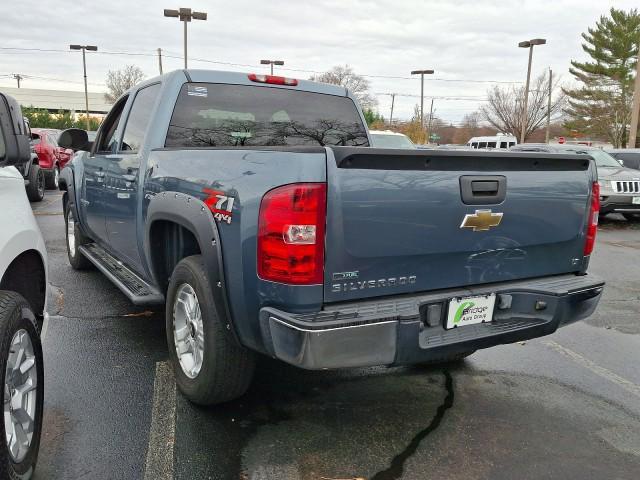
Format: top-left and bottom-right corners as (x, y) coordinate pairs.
(0, 0), (637, 122)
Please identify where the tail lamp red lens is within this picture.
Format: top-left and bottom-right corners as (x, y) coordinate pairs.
(257, 183), (326, 285)
(584, 181), (600, 256)
(248, 73), (298, 86)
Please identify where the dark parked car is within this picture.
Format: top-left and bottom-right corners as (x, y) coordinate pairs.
(511, 143), (640, 220)
(606, 148), (640, 170)
(15, 118), (45, 202)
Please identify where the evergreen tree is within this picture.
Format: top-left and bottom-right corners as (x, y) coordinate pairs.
(564, 8), (640, 147)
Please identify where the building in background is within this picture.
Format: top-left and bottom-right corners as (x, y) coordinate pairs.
(0, 86), (111, 120)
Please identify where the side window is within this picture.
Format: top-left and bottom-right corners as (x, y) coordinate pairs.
(120, 84), (161, 153)
(500, 141), (507, 148)
(487, 141), (496, 148)
(471, 142), (478, 148)
(95, 96), (129, 154)
(509, 142), (516, 147)
(479, 142), (487, 148)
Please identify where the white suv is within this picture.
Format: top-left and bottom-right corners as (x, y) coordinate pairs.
(0, 92), (46, 479)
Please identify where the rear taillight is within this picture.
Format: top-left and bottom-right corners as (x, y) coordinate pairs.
(584, 181), (600, 255)
(248, 73), (298, 86)
(257, 183), (326, 285)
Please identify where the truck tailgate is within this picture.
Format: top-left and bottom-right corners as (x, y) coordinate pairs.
(323, 148), (595, 303)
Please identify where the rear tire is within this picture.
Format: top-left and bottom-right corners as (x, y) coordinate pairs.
(25, 166), (44, 203)
(0, 292), (44, 480)
(45, 166), (59, 190)
(64, 203), (92, 270)
(166, 255), (255, 405)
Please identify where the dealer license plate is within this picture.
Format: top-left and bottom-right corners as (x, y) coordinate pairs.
(446, 294), (496, 329)
(632, 197), (640, 205)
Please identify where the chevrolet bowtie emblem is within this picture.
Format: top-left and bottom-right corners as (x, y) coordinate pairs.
(460, 209), (503, 232)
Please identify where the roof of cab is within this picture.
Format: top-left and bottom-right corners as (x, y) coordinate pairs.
(150, 69), (349, 97)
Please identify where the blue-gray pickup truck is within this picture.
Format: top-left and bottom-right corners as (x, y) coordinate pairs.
(58, 69), (604, 405)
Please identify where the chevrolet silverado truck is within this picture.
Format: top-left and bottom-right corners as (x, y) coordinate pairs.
(58, 69), (604, 406)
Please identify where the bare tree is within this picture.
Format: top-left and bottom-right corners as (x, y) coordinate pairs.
(104, 65), (146, 103)
(480, 72), (565, 142)
(310, 65), (376, 109)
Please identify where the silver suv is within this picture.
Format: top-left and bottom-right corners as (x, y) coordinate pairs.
(511, 143), (640, 221)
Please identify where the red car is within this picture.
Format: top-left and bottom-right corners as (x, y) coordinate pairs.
(31, 128), (73, 189)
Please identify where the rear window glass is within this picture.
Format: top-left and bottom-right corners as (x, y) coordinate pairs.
(165, 83), (369, 148)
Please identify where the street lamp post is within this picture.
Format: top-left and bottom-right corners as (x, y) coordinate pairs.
(518, 38), (546, 144)
(70, 44), (98, 130)
(410, 69), (435, 134)
(260, 59), (284, 75)
(164, 7), (207, 69)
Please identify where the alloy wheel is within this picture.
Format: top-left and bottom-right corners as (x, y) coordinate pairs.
(67, 209), (76, 257)
(172, 283), (205, 379)
(3, 329), (38, 463)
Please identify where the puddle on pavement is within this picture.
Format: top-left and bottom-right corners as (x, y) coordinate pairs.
(174, 361), (640, 480)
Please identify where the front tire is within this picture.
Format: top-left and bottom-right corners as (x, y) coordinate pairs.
(0, 292), (44, 480)
(166, 255), (255, 405)
(25, 166), (44, 203)
(64, 204), (92, 270)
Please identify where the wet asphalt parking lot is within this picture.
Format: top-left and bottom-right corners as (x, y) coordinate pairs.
(31, 191), (640, 480)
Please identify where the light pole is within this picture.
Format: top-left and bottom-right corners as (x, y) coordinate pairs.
(410, 69), (434, 134)
(260, 59), (284, 75)
(70, 44), (98, 130)
(518, 38), (546, 144)
(164, 7), (207, 69)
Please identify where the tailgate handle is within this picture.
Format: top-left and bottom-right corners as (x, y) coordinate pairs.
(460, 175), (506, 205)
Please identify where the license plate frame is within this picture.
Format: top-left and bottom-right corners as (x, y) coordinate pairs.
(446, 293), (496, 329)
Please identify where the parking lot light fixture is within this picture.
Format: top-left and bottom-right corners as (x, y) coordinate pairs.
(518, 38), (546, 143)
(410, 69), (435, 133)
(260, 59), (285, 75)
(69, 44), (98, 130)
(164, 7), (207, 69)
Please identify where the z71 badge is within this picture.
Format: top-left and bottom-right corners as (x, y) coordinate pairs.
(203, 188), (235, 224)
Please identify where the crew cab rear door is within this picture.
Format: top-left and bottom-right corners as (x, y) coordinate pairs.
(104, 83), (161, 272)
(323, 148), (595, 303)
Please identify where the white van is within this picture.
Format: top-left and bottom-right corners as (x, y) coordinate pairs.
(467, 135), (517, 150)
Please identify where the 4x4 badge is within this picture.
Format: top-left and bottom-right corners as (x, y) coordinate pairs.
(460, 209), (503, 232)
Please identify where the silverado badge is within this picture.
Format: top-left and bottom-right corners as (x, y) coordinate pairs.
(460, 209), (503, 232)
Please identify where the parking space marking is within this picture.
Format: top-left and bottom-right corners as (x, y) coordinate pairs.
(143, 361), (176, 480)
(545, 341), (640, 398)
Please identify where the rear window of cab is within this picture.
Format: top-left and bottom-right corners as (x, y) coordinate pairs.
(165, 83), (369, 148)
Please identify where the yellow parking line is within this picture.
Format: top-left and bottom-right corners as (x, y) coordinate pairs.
(143, 361), (176, 480)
